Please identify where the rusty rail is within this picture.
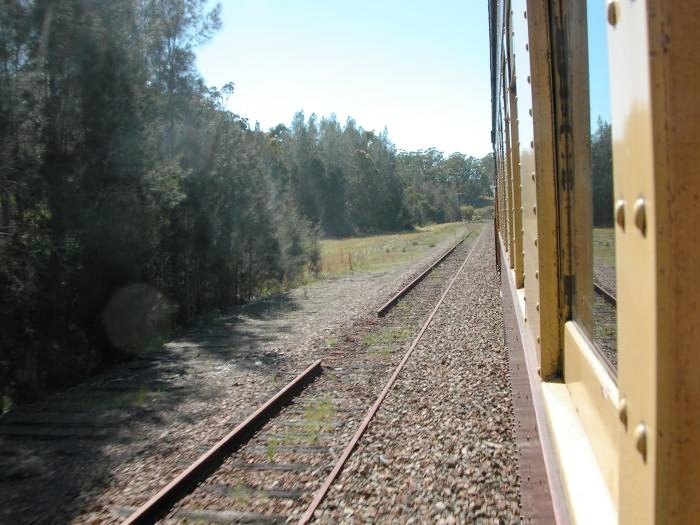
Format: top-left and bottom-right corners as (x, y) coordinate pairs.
(122, 359), (323, 525)
(298, 227), (485, 524)
(376, 231), (473, 317)
(593, 282), (616, 306)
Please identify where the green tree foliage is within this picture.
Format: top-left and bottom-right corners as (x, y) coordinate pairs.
(460, 205), (475, 221)
(0, 0), (317, 400)
(280, 114), (407, 236)
(591, 118), (613, 227)
(397, 150), (493, 226)
(0, 1), (494, 401)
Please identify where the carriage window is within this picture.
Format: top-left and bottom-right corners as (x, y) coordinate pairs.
(571, 0), (617, 374)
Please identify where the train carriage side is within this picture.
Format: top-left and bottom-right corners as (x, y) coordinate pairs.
(489, 0), (700, 523)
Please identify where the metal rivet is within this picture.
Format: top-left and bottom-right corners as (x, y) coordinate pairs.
(536, 336), (541, 344)
(524, 316), (528, 322)
(634, 197), (647, 235)
(618, 398), (628, 429)
(527, 75), (531, 84)
(607, 1), (618, 27)
(615, 199), (626, 230)
(524, 10), (527, 19)
(530, 141), (534, 149)
(531, 172), (535, 181)
(536, 303), (540, 311)
(634, 423), (647, 461)
(535, 271), (539, 279)
(533, 205), (537, 215)
(529, 108), (533, 117)
(534, 238), (538, 247)
(537, 367), (541, 376)
(525, 43), (529, 51)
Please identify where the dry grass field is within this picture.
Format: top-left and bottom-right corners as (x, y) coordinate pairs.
(315, 222), (484, 278)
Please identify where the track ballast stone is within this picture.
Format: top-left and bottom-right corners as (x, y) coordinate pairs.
(160, 231), (483, 523)
(0, 224), (479, 525)
(316, 225), (521, 524)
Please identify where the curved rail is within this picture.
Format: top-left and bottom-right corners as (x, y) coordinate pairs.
(376, 231), (473, 317)
(122, 359), (322, 525)
(298, 227), (485, 524)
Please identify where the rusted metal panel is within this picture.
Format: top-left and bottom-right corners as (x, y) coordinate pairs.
(501, 252), (558, 524)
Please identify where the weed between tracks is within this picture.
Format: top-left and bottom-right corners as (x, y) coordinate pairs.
(265, 397), (335, 461)
(394, 301), (410, 314)
(428, 267), (445, 281)
(302, 396), (335, 433)
(266, 439), (278, 461)
(370, 347), (393, 360)
(361, 326), (414, 347)
(229, 485), (256, 505)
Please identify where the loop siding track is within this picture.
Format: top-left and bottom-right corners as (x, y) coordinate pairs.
(117, 226), (483, 525)
(376, 232), (472, 317)
(299, 227), (484, 524)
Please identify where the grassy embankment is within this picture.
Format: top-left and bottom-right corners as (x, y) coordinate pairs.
(314, 222), (484, 279)
(593, 227), (616, 271)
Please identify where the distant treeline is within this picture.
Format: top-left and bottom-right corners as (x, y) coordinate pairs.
(277, 113), (494, 237)
(0, 0), (493, 401)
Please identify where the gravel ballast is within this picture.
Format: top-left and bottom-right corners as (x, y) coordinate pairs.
(158, 229), (484, 524)
(316, 224), (521, 523)
(0, 224), (479, 525)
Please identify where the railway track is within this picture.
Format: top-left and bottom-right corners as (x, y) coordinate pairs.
(115, 228), (483, 524)
(593, 282), (616, 306)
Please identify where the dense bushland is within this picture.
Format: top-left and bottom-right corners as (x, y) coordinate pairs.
(0, 0), (493, 403)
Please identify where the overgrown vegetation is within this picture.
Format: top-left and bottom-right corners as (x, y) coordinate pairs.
(0, 1), (494, 402)
(317, 223), (479, 277)
(593, 228), (615, 270)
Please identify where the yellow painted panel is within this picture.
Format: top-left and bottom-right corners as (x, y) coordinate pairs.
(645, 0), (700, 521)
(607, 0), (657, 522)
(542, 382), (617, 525)
(508, 76), (525, 288)
(511, 0), (541, 369)
(521, 0), (560, 378)
(563, 322), (619, 502)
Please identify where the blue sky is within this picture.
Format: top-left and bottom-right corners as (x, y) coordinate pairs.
(195, 1), (493, 156)
(587, 0), (612, 129)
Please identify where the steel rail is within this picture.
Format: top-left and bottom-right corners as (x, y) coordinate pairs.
(298, 227), (485, 524)
(122, 359), (323, 525)
(593, 282), (616, 306)
(376, 231), (473, 317)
